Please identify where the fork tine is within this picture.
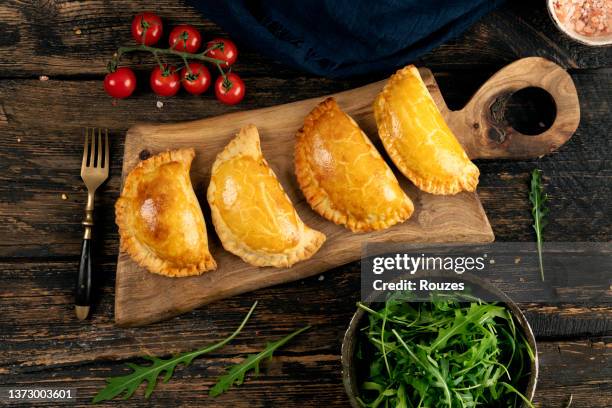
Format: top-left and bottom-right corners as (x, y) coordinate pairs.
(89, 127), (97, 167)
(97, 128), (103, 168)
(82, 128), (90, 170)
(104, 129), (109, 169)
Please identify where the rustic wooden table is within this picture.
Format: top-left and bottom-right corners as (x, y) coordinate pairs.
(0, 1), (610, 407)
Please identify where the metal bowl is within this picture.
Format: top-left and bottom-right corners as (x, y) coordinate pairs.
(341, 275), (539, 407)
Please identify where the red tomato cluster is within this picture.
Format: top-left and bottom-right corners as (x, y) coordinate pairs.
(104, 12), (245, 105)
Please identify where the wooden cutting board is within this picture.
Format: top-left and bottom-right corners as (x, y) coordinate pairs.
(115, 57), (579, 326)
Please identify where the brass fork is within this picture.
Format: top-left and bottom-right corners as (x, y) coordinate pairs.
(76, 128), (109, 320)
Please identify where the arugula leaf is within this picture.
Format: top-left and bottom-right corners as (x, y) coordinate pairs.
(92, 301), (258, 403)
(529, 169), (549, 282)
(209, 325), (310, 397)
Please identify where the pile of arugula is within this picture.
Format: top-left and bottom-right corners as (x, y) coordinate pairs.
(356, 298), (535, 408)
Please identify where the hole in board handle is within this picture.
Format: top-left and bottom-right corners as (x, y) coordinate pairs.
(503, 87), (557, 136)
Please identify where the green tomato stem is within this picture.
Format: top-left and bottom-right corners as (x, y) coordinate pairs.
(181, 55), (193, 75)
(151, 50), (165, 72)
(214, 63), (230, 89)
(114, 44), (226, 68)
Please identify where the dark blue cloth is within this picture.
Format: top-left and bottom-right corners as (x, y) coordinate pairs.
(188, 0), (504, 78)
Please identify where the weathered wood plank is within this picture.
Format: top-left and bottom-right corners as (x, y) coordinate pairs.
(1, 261), (610, 406)
(0, 70), (609, 257)
(0, 1), (609, 79)
(4, 340), (612, 408)
(2, 309), (610, 408)
(0, 260), (609, 373)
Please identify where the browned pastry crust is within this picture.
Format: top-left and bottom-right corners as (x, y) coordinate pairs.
(295, 97), (414, 232)
(207, 125), (325, 267)
(115, 148), (216, 277)
(374, 65), (479, 195)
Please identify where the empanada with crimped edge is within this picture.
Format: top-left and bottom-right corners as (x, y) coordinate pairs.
(374, 65), (479, 195)
(207, 124), (325, 267)
(115, 148), (216, 277)
(295, 97), (414, 232)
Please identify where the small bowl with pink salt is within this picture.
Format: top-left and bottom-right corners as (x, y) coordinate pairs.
(548, 0), (612, 46)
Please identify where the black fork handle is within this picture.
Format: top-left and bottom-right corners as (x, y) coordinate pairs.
(75, 208), (94, 320)
(76, 238), (92, 307)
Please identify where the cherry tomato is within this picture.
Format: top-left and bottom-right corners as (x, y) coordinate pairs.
(150, 65), (180, 97)
(169, 25), (201, 53)
(214, 72), (245, 105)
(206, 38), (238, 67)
(131, 12), (163, 46)
(181, 63), (211, 95)
(104, 67), (136, 99)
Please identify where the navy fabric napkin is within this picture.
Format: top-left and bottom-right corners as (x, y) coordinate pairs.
(188, 0), (504, 78)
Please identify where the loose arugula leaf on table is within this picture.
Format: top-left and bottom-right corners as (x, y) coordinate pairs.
(209, 325), (311, 397)
(356, 298), (535, 408)
(529, 168), (548, 282)
(93, 301), (258, 403)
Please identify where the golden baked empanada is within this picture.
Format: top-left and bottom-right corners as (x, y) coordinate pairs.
(374, 65), (479, 195)
(295, 98), (414, 232)
(115, 148), (216, 277)
(207, 125), (325, 267)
